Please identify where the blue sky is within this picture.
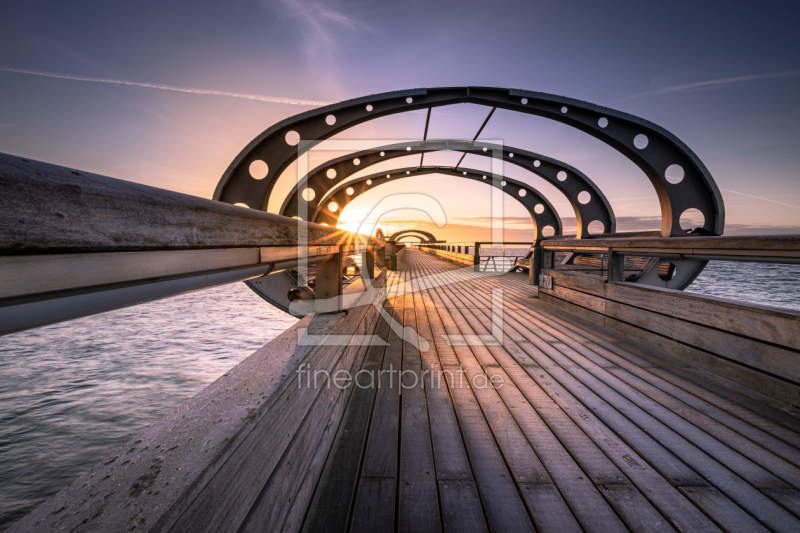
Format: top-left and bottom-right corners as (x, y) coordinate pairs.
(1, 0), (799, 238)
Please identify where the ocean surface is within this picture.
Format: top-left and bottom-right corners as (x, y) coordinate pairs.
(0, 283), (298, 530)
(1, 261), (799, 530)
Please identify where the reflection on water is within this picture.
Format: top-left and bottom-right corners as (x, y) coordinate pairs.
(0, 261), (798, 530)
(0, 283), (297, 530)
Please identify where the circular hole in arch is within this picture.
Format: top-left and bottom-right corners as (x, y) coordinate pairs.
(463, 171), (467, 175)
(366, 104), (373, 112)
(301, 188), (316, 201)
(326, 168), (337, 179)
(533, 160), (541, 167)
(542, 225), (556, 237)
(588, 220), (605, 235)
(482, 147), (488, 152)
(353, 158), (361, 166)
(366, 179), (372, 185)
(380, 151), (385, 156)
(679, 208), (705, 232)
(482, 175), (487, 180)
(501, 181), (507, 187)
(386, 174), (391, 178)
(407, 171), (411, 174)
(665, 164), (685, 184)
(534, 204), (545, 214)
(508, 153), (514, 158)
(634, 134), (649, 149)
(346, 187), (355, 195)
(249, 160), (269, 179)
(557, 171), (567, 181)
(325, 115), (336, 126)
(328, 201), (339, 212)
(657, 261), (678, 281)
(406, 146), (411, 151)
(234, 202), (250, 209)
(598, 117), (609, 128)
(578, 191), (591, 204)
(285, 130), (300, 146)
(561, 106), (568, 113)
(406, 97), (413, 104)
(518, 189), (527, 197)
(521, 98), (528, 104)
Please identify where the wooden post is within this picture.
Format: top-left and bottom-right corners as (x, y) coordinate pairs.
(363, 249), (375, 282)
(314, 249), (343, 313)
(543, 249), (554, 270)
(608, 249), (625, 282)
(473, 242), (481, 272)
(389, 244), (398, 271)
(530, 246), (543, 285)
(375, 246), (386, 268)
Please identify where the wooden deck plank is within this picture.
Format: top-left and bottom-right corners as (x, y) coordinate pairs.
(453, 270), (800, 530)
(397, 306), (441, 533)
(433, 302), (629, 531)
(302, 250), (800, 532)
(300, 315), (392, 532)
(437, 480), (489, 533)
(513, 306), (800, 489)
(484, 307), (800, 529)
(414, 254), (637, 532)
(415, 263), (536, 533)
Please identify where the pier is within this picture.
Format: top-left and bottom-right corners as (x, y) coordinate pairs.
(3, 87), (800, 532)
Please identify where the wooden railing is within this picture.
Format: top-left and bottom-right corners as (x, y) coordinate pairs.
(530, 234), (800, 405)
(0, 153), (384, 335)
(414, 241), (532, 271)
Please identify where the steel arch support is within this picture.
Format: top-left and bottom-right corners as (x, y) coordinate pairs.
(388, 229), (439, 243)
(314, 166), (563, 244)
(214, 87), (723, 238)
(282, 140), (600, 238)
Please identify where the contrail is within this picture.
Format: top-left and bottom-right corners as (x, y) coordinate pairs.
(721, 188), (800, 209)
(0, 66), (331, 106)
(634, 70), (800, 97)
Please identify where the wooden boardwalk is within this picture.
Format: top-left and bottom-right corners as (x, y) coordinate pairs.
(301, 249), (800, 533)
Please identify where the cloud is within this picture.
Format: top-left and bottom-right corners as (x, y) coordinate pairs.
(0, 66), (330, 106)
(634, 70), (800, 97)
(271, 0), (373, 82)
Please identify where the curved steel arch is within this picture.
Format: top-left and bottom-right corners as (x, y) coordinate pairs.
(314, 166), (563, 244)
(214, 87), (723, 238)
(388, 229), (439, 243)
(281, 140), (604, 238)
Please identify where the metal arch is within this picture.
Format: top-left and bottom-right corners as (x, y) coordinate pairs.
(388, 229), (439, 243)
(281, 140), (604, 238)
(214, 86), (723, 239)
(313, 166), (563, 244)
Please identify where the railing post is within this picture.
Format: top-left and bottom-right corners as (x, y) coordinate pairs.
(473, 242), (481, 272)
(543, 248), (554, 270)
(389, 244), (398, 271)
(314, 247), (343, 314)
(608, 249), (625, 282)
(363, 248), (376, 282)
(375, 246), (386, 268)
(530, 246), (543, 285)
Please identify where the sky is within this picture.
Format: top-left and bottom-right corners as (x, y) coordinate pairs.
(1, 0), (799, 241)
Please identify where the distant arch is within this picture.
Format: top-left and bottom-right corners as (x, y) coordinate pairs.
(316, 166), (563, 244)
(388, 230), (439, 243)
